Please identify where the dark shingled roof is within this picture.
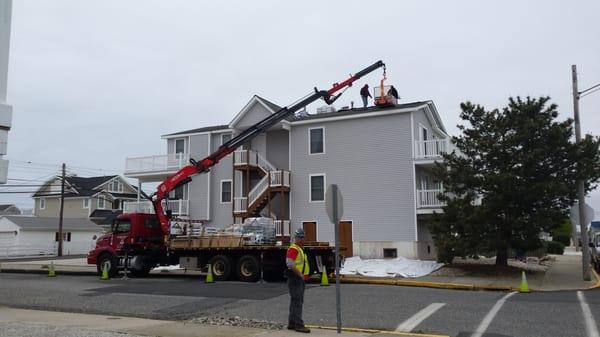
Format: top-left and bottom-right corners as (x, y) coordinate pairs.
(3, 216), (101, 231)
(164, 100), (428, 137)
(289, 101), (428, 122)
(0, 204), (15, 211)
(33, 175), (124, 198)
(162, 124), (230, 137)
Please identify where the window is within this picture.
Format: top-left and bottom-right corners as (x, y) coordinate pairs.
(175, 138), (186, 154)
(309, 174), (325, 202)
(55, 232), (71, 242)
(97, 196), (105, 209)
(309, 127), (324, 154)
(113, 200), (120, 210)
(83, 198), (90, 209)
(221, 180), (232, 203)
(221, 133), (233, 145)
(110, 180), (122, 192)
(39, 198), (46, 210)
(113, 220), (131, 234)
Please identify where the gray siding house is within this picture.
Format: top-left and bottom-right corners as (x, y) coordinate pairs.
(125, 96), (451, 259)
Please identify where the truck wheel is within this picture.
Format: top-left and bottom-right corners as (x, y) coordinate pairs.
(97, 253), (117, 277)
(236, 254), (261, 282)
(209, 255), (232, 281)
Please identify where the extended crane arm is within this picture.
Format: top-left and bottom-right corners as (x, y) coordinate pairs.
(153, 60), (386, 234)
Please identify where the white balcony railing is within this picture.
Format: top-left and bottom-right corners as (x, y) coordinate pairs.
(125, 153), (189, 174)
(414, 139), (454, 159)
(234, 197), (248, 214)
(269, 170), (290, 187)
(234, 150), (276, 172)
(416, 189), (445, 208)
(123, 199), (189, 216)
(274, 220), (291, 236)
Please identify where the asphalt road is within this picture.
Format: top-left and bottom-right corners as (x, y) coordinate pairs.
(1, 272), (599, 337)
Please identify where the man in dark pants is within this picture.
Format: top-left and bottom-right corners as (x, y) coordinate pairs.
(286, 229), (310, 333)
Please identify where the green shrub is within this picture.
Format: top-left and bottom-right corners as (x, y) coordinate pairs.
(546, 241), (565, 255)
(552, 234), (571, 247)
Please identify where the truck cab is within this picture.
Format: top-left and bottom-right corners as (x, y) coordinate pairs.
(87, 212), (166, 276)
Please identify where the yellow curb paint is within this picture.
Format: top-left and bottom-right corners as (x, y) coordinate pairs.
(339, 277), (512, 292)
(305, 325), (450, 337)
(589, 269), (600, 289)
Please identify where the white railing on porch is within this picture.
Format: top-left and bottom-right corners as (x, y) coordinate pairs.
(123, 199), (189, 216)
(274, 220), (291, 236)
(416, 189), (445, 208)
(269, 170), (290, 187)
(125, 153), (190, 174)
(234, 197), (248, 214)
(414, 139), (453, 159)
(234, 150), (276, 173)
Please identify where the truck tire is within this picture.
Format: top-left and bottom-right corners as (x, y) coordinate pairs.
(131, 267), (152, 277)
(209, 255), (232, 281)
(97, 253), (117, 277)
(236, 254), (261, 282)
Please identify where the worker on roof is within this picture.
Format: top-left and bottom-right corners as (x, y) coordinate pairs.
(286, 228), (310, 333)
(387, 85), (399, 105)
(360, 84), (371, 108)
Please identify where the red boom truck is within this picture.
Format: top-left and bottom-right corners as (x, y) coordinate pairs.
(87, 61), (386, 282)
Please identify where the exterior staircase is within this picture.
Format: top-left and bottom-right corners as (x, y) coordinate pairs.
(233, 150), (290, 218)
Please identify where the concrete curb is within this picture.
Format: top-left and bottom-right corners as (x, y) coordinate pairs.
(338, 276), (513, 292)
(306, 325), (450, 337)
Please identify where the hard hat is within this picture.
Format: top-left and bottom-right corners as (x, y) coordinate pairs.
(293, 228), (305, 238)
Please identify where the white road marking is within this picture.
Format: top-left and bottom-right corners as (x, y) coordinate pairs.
(396, 303), (446, 332)
(471, 292), (516, 337)
(578, 291), (600, 337)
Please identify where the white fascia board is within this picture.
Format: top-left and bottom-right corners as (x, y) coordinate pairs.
(289, 105), (428, 126)
(228, 96), (280, 129)
(161, 128), (233, 140)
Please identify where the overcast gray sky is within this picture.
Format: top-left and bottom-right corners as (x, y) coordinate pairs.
(3, 0), (600, 212)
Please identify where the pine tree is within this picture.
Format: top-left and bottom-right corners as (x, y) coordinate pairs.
(432, 97), (600, 265)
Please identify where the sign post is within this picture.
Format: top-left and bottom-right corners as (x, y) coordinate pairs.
(326, 184), (344, 334)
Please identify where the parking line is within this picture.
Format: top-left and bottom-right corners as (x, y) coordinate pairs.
(471, 291), (516, 337)
(578, 291), (600, 337)
(396, 303), (446, 332)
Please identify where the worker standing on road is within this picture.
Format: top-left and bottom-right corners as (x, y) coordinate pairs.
(360, 84), (371, 108)
(286, 229), (310, 333)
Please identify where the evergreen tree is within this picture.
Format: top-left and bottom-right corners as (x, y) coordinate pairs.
(432, 97), (600, 265)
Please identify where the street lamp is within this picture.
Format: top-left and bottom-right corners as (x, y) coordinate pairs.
(571, 64), (600, 281)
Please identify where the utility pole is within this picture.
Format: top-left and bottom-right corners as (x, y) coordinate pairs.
(58, 163), (65, 257)
(572, 64), (591, 281)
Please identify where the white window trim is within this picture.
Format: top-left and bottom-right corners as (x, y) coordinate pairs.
(418, 123), (429, 141)
(308, 127), (325, 155)
(83, 198), (90, 209)
(97, 196), (106, 209)
(39, 198), (46, 210)
(220, 179), (233, 204)
(309, 173), (326, 203)
(172, 137), (188, 155)
(221, 133), (233, 145)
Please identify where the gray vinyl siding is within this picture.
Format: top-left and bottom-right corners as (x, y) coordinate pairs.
(266, 130), (289, 169)
(35, 198), (89, 218)
(290, 112), (416, 243)
(209, 133), (234, 228)
(250, 133), (266, 155)
(413, 108), (432, 142)
(235, 102), (270, 129)
(188, 134), (209, 220)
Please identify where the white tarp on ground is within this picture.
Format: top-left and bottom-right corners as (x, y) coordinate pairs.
(340, 256), (444, 278)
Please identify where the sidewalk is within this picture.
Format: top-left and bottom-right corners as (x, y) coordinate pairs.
(1, 252), (597, 291)
(0, 307), (443, 337)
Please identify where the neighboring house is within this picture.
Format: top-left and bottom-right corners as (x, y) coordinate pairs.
(0, 216), (103, 256)
(32, 175), (138, 226)
(0, 204), (21, 215)
(125, 95), (452, 260)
